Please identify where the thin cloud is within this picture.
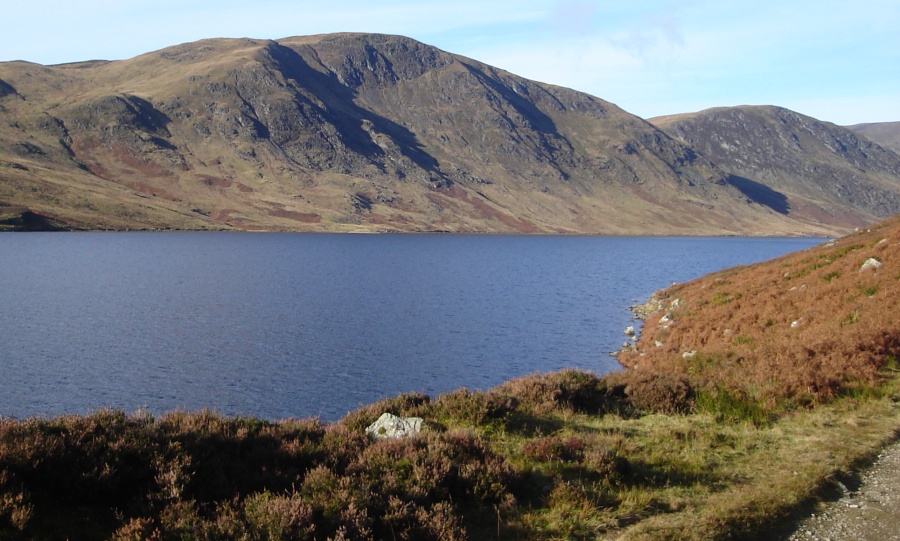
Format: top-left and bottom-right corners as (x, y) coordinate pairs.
(609, 5), (685, 61)
(548, 0), (598, 36)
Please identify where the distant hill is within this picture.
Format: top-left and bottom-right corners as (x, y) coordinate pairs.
(650, 106), (900, 231)
(1, 34), (898, 234)
(846, 121), (900, 154)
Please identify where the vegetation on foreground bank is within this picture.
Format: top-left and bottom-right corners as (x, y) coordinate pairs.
(2, 216), (898, 540)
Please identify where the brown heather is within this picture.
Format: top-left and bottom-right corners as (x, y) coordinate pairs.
(1, 216), (899, 540)
(617, 214), (900, 413)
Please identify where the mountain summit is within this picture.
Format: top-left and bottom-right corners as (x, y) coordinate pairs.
(1, 34), (898, 233)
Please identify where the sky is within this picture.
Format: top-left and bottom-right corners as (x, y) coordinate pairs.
(3, 0), (898, 126)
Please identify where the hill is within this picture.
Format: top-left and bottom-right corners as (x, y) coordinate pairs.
(651, 106), (900, 231)
(1, 34), (896, 235)
(847, 120), (900, 154)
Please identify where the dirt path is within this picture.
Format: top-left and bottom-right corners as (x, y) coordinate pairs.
(786, 438), (900, 541)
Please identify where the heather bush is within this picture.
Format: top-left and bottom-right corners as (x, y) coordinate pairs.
(521, 435), (585, 463)
(614, 371), (696, 415)
(0, 490), (32, 533)
(111, 516), (155, 541)
(391, 499), (467, 541)
(154, 413), (325, 502)
(0, 411), (157, 510)
(113, 500), (209, 541)
(493, 369), (625, 415)
(318, 424), (370, 470)
(293, 429), (515, 540)
(431, 388), (517, 426)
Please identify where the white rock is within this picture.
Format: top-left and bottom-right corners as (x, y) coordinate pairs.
(365, 413), (424, 440)
(860, 258), (883, 272)
(682, 350), (697, 359)
(624, 326), (635, 336)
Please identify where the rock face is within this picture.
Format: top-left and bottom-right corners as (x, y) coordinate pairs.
(650, 106), (900, 230)
(365, 413), (424, 440)
(0, 34), (897, 234)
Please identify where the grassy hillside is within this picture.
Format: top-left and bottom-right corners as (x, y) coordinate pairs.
(847, 121), (900, 154)
(2, 35), (896, 235)
(1, 216), (898, 540)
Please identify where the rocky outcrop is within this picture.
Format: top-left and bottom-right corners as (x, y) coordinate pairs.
(365, 413), (424, 440)
(860, 257), (883, 273)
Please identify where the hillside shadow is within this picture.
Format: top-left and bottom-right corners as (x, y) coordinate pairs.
(727, 175), (790, 214)
(461, 64), (573, 179)
(265, 42), (440, 176)
(463, 65), (558, 136)
(0, 211), (67, 231)
(0, 78), (17, 98)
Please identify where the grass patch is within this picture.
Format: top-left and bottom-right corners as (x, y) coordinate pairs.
(862, 284), (878, 297)
(695, 387), (772, 427)
(711, 291), (742, 306)
(841, 309), (861, 327)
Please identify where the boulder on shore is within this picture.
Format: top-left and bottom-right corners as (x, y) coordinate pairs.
(365, 413), (424, 440)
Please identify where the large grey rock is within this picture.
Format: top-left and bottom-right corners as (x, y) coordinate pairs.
(365, 413), (424, 440)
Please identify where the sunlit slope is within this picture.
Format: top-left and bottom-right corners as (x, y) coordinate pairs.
(1, 35), (896, 233)
(618, 213), (900, 405)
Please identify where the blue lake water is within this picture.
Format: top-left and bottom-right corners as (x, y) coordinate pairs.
(0, 233), (823, 421)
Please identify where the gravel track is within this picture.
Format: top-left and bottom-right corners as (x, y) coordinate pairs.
(786, 438), (900, 541)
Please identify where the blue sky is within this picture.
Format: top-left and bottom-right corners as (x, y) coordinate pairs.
(3, 0), (898, 125)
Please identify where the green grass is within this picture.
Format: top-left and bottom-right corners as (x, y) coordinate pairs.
(695, 387), (772, 427)
(862, 285), (879, 297)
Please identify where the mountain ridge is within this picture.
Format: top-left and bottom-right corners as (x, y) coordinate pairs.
(847, 121), (900, 154)
(1, 33), (898, 234)
(650, 105), (900, 228)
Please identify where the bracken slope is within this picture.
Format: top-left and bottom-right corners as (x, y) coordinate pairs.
(618, 213), (900, 408)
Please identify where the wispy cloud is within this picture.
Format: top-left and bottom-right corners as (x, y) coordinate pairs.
(547, 0), (598, 36)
